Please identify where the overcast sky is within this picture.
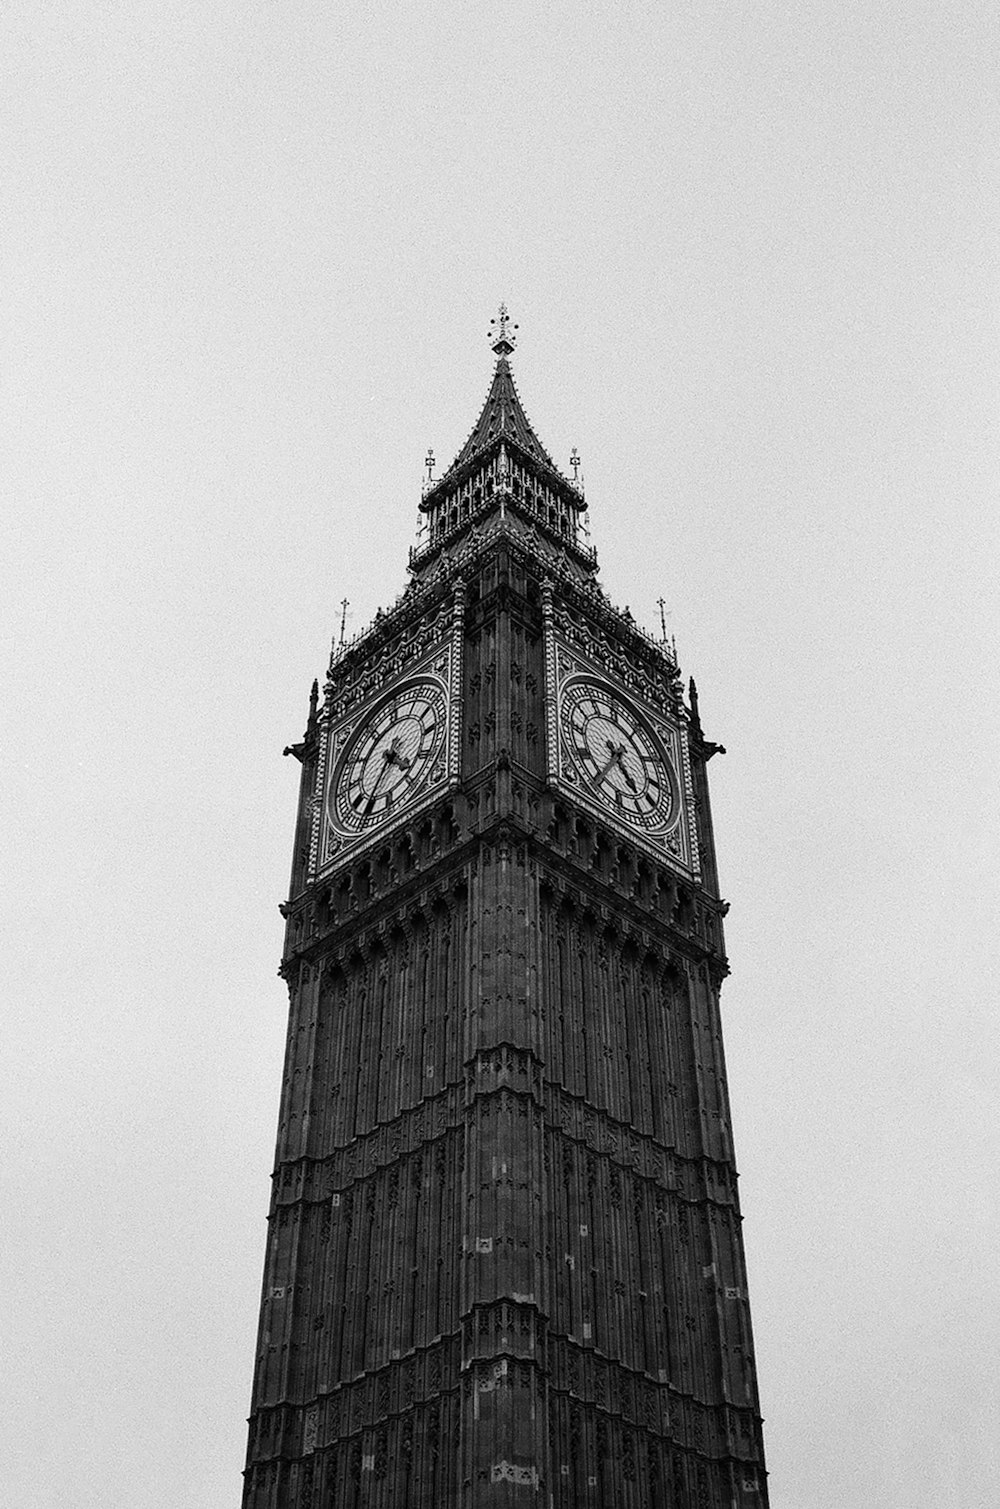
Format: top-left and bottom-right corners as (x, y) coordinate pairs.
(3, 4), (998, 1506)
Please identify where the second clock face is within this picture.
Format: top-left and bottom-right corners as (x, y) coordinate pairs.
(330, 681), (447, 834)
(561, 681), (679, 830)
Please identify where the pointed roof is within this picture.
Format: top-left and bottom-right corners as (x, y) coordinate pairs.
(422, 305), (582, 510)
(443, 352), (559, 477)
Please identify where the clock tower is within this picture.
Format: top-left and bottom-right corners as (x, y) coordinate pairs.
(243, 311), (769, 1507)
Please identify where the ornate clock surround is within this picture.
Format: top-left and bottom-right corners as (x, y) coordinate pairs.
(308, 604), (463, 876)
(543, 591), (700, 878)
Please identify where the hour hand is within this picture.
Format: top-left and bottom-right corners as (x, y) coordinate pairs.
(597, 740), (625, 782)
(385, 737), (412, 771)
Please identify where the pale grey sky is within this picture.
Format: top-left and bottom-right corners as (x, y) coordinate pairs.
(3, 4), (998, 1506)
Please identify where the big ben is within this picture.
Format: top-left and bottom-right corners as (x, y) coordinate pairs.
(242, 309), (769, 1507)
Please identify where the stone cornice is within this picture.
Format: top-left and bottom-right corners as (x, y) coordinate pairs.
(279, 803), (729, 979)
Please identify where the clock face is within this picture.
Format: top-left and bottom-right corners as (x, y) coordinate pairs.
(330, 680), (447, 834)
(561, 681), (679, 830)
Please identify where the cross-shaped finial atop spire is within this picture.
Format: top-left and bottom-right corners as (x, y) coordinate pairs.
(489, 302), (518, 356)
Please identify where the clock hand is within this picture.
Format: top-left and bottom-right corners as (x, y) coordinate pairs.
(617, 755), (638, 793)
(363, 735), (418, 815)
(364, 747), (397, 815)
(596, 739), (626, 783)
(385, 735), (412, 771)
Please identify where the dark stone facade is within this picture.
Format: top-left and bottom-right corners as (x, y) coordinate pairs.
(243, 336), (768, 1507)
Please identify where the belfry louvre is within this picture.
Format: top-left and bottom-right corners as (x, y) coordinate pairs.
(243, 311), (768, 1508)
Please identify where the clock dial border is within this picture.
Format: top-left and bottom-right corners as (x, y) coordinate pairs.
(559, 679), (681, 831)
(310, 631), (460, 877)
(329, 679), (448, 834)
(544, 630), (700, 878)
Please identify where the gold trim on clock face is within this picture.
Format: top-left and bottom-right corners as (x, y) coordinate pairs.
(329, 680), (447, 835)
(561, 680), (679, 831)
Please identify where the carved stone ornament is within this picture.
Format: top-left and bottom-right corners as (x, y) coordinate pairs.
(324, 592), (454, 715)
(553, 603), (682, 706)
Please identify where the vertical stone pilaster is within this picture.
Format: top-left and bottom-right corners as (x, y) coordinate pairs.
(460, 839), (548, 1504)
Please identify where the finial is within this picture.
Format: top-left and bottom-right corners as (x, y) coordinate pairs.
(570, 447), (581, 483)
(309, 678), (319, 716)
(489, 302), (518, 356)
(339, 598), (350, 648)
(657, 597), (671, 642)
(424, 448), (435, 482)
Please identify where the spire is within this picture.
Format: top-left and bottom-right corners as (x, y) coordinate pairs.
(413, 307), (592, 576)
(436, 305), (561, 482)
(688, 677), (702, 733)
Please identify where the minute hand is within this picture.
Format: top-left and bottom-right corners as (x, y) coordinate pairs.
(363, 756), (393, 815)
(364, 745), (401, 815)
(617, 756), (638, 792)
